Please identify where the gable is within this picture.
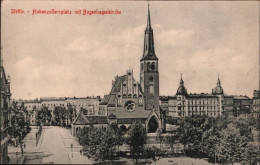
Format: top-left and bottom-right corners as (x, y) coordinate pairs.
(73, 112), (89, 125)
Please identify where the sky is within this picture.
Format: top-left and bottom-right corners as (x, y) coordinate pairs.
(1, 1), (259, 100)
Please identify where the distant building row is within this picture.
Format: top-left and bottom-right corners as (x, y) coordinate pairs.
(160, 75), (254, 119)
(14, 96), (102, 114)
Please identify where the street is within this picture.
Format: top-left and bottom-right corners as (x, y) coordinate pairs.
(9, 126), (92, 164)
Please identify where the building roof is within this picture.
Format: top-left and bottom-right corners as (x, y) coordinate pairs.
(73, 111), (108, 125)
(233, 95), (251, 100)
(110, 75), (125, 94)
(85, 116), (108, 124)
(40, 97), (66, 101)
(21, 100), (41, 103)
(140, 5), (158, 61)
(107, 95), (116, 107)
(117, 118), (146, 124)
(99, 95), (110, 105)
(66, 96), (100, 100)
(108, 113), (117, 119)
(176, 75), (187, 96)
(108, 106), (152, 119)
(187, 94), (218, 98)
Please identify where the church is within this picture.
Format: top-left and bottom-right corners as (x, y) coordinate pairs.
(72, 5), (165, 135)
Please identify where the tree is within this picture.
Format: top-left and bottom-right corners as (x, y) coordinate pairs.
(200, 115), (259, 164)
(36, 107), (52, 125)
(126, 121), (147, 163)
(67, 103), (76, 125)
(156, 128), (163, 152)
(77, 126), (117, 161)
(175, 115), (212, 157)
(53, 106), (60, 125)
(110, 123), (124, 152)
(164, 131), (177, 153)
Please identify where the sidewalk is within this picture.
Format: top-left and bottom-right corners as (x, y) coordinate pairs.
(8, 128), (42, 153)
(59, 128), (82, 150)
(8, 152), (25, 164)
(69, 152), (93, 164)
(23, 127), (45, 152)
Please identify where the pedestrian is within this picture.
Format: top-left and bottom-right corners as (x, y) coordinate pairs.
(80, 149), (82, 155)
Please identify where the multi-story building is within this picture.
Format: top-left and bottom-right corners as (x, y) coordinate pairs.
(232, 95), (252, 117)
(40, 97), (66, 111)
(160, 75), (224, 118)
(1, 65), (11, 164)
(14, 96), (101, 113)
(13, 96), (101, 125)
(160, 75), (253, 118)
(65, 96), (101, 115)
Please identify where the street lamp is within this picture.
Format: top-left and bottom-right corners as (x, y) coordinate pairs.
(71, 144), (73, 158)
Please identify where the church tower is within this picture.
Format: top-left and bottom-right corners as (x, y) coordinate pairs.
(140, 4), (159, 110)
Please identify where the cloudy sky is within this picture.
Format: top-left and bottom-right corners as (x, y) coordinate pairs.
(1, 1), (259, 100)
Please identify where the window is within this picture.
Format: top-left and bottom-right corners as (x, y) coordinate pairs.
(149, 84), (154, 97)
(125, 101), (135, 112)
(139, 95), (143, 105)
(151, 62), (156, 71)
(147, 62), (151, 71)
(117, 95), (121, 105)
(123, 83), (127, 95)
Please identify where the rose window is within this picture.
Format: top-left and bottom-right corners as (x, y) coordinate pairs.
(125, 101), (135, 112)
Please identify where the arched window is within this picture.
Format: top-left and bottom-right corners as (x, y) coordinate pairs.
(133, 84), (137, 95)
(149, 84), (154, 97)
(117, 95), (121, 105)
(123, 83), (127, 96)
(147, 62), (151, 71)
(139, 97), (143, 105)
(151, 62), (156, 71)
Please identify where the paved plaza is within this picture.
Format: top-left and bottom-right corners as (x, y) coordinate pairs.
(9, 126), (93, 164)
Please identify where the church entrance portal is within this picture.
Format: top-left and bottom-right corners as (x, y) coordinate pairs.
(148, 116), (159, 133)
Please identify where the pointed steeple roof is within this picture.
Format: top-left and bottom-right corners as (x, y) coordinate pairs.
(177, 73), (187, 95)
(147, 3), (151, 30)
(217, 73), (221, 86)
(141, 3), (158, 61)
(212, 74), (224, 95)
(180, 73), (184, 85)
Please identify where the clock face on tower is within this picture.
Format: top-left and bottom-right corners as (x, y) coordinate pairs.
(125, 101), (136, 112)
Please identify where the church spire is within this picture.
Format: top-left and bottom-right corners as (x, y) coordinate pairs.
(141, 3), (158, 61)
(217, 73), (221, 86)
(180, 73), (184, 85)
(147, 3), (151, 30)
